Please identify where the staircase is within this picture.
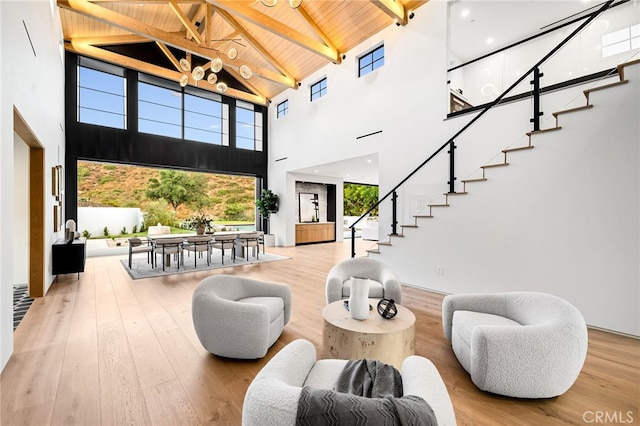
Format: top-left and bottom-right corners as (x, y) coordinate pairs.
(365, 58), (639, 335)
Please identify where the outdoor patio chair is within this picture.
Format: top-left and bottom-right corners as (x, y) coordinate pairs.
(184, 235), (213, 267)
(128, 237), (154, 269)
(238, 232), (261, 261)
(211, 234), (236, 264)
(154, 237), (184, 271)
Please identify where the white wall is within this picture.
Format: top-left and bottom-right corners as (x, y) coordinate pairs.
(0, 1), (65, 371)
(78, 207), (143, 238)
(268, 1), (639, 335)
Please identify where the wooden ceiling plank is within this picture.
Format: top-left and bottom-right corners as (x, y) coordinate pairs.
(168, 0), (203, 44)
(214, 7), (297, 88)
(212, 0), (340, 63)
(370, 0), (407, 25)
(67, 40), (267, 105)
(156, 41), (182, 71)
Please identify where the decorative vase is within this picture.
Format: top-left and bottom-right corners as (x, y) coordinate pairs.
(349, 277), (369, 320)
(196, 225), (205, 235)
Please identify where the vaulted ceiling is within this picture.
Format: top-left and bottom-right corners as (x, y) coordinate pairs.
(58, 0), (428, 105)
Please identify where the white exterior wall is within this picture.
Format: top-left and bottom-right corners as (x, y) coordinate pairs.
(0, 1), (65, 371)
(78, 207), (143, 238)
(268, 1), (639, 335)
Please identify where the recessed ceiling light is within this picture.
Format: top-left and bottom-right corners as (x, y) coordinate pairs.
(314, 169), (319, 173)
(367, 159), (372, 163)
(486, 37), (494, 45)
(461, 9), (470, 18)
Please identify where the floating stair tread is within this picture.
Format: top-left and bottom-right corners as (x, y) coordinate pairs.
(619, 59), (640, 79)
(481, 163), (509, 169)
(366, 248), (380, 254)
(584, 80), (628, 95)
(388, 233), (404, 237)
(400, 224), (418, 228)
(526, 127), (561, 136)
(503, 146), (534, 153)
(552, 105), (593, 117)
(462, 178), (487, 183)
(428, 204), (450, 207)
(445, 192), (468, 195)
(414, 214), (434, 218)
(377, 241), (392, 246)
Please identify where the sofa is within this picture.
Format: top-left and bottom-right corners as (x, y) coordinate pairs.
(242, 339), (457, 425)
(442, 291), (588, 398)
(325, 257), (402, 304)
(192, 275), (292, 359)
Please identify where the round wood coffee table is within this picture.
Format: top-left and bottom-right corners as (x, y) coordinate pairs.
(321, 299), (416, 369)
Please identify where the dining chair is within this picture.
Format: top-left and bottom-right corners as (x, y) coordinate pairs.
(154, 237), (184, 271)
(238, 232), (261, 261)
(211, 234), (236, 264)
(128, 237), (154, 269)
(184, 235), (213, 267)
(257, 231), (266, 254)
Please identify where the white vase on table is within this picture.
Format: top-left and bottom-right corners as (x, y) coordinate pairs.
(349, 277), (369, 320)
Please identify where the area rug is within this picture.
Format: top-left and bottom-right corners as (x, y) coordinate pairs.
(121, 252), (290, 280)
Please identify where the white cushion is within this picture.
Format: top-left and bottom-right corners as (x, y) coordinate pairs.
(453, 310), (521, 347)
(240, 297), (285, 322)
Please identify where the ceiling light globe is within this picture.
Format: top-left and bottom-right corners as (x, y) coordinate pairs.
(179, 74), (189, 87)
(260, 0), (277, 6)
(207, 73), (218, 84)
(289, 0), (302, 8)
(179, 58), (191, 72)
(192, 66), (205, 81)
(239, 64), (252, 79)
(227, 48), (238, 60)
(211, 58), (223, 73)
(216, 82), (228, 93)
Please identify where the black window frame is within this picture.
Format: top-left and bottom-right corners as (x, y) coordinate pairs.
(358, 44), (385, 77)
(276, 99), (289, 118)
(310, 78), (327, 102)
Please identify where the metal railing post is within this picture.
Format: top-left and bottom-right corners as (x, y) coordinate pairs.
(530, 67), (544, 131)
(351, 227), (356, 258)
(448, 139), (456, 193)
(391, 191), (398, 235)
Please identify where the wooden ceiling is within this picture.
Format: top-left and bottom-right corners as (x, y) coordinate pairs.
(58, 0), (427, 105)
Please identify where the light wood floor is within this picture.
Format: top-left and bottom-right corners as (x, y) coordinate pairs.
(1, 240), (638, 425)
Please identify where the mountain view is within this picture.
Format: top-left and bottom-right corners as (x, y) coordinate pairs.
(77, 161), (257, 225)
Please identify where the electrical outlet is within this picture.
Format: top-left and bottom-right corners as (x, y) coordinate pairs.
(436, 266), (444, 276)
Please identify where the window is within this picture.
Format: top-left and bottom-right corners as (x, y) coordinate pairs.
(138, 80), (182, 138)
(359, 44), (384, 77)
(602, 24), (640, 58)
(236, 100), (263, 151)
(276, 100), (289, 118)
(310, 78), (327, 101)
(78, 65), (126, 129)
(184, 92), (226, 145)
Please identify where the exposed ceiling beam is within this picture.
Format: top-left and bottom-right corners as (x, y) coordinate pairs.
(213, 7), (297, 88)
(66, 39), (267, 105)
(58, 0), (297, 89)
(371, 0), (408, 26)
(211, 0), (341, 64)
(156, 41), (182, 71)
(168, 0), (203, 44)
(295, 4), (338, 58)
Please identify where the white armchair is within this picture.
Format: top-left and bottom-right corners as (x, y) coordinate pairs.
(192, 275), (291, 359)
(242, 339), (456, 425)
(442, 291), (588, 398)
(325, 257), (402, 304)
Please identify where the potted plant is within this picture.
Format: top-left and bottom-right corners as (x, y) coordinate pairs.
(187, 213), (214, 235)
(256, 189), (279, 245)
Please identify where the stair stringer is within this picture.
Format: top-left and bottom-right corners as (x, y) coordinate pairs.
(370, 61), (640, 336)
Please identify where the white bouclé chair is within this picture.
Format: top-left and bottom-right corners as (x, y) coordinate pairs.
(325, 257), (402, 304)
(242, 339), (457, 426)
(442, 291), (588, 398)
(192, 275), (291, 359)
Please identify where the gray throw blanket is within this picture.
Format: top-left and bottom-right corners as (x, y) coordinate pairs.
(296, 359), (438, 426)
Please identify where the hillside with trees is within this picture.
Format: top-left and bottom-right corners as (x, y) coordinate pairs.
(77, 161), (256, 225)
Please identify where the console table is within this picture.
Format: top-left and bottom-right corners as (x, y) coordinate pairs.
(52, 238), (86, 279)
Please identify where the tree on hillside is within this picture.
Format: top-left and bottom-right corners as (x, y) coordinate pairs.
(344, 183), (379, 216)
(146, 170), (211, 212)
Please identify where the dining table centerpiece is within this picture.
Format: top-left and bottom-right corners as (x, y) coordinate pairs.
(187, 213), (214, 235)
